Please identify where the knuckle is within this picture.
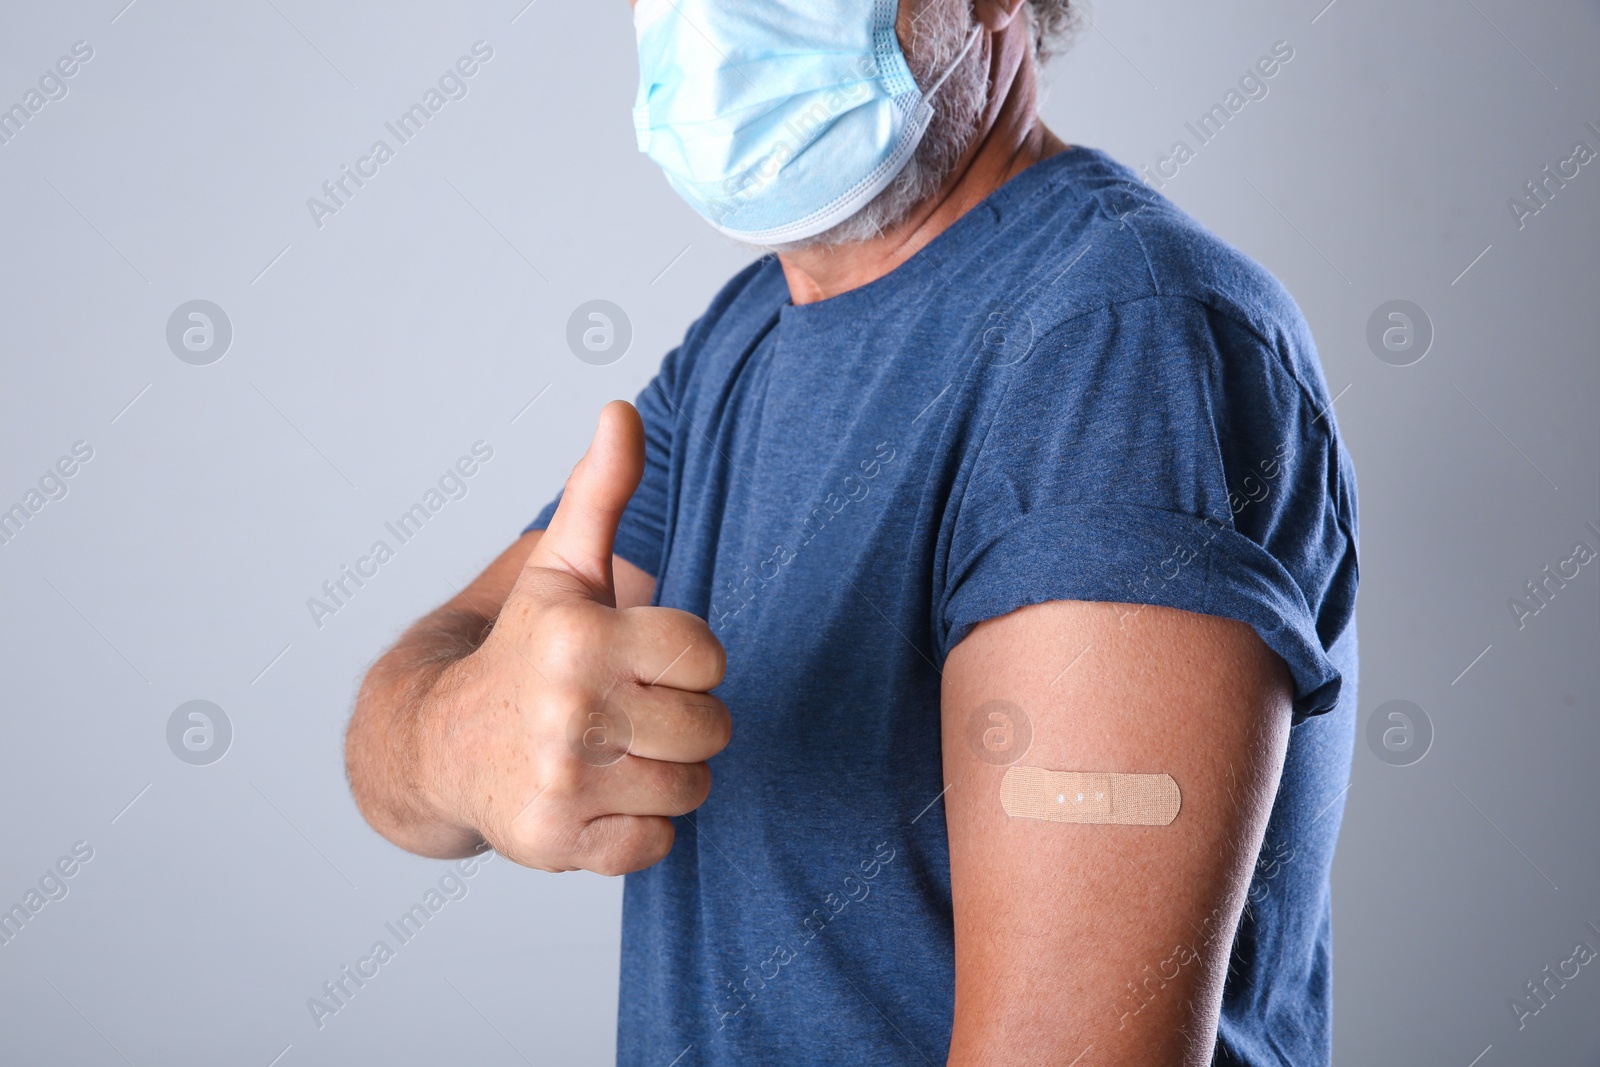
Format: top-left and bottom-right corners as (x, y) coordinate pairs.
(671, 761), (713, 812)
(585, 817), (674, 876)
(515, 800), (593, 869)
(488, 761), (593, 868)
(589, 855), (624, 878)
(496, 814), (560, 870)
(539, 755), (589, 799)
(690, 763), (714, 808)
(632, 818), (676, 870)
(678, 610), (721, 656)
(703, 701), (733, 752)
(591, 845), (640, 878)
(532, 601), (610, 675)
(633, 607), (725, 688)
(617, 605), (677, 647)
(702, 631), (728, 687)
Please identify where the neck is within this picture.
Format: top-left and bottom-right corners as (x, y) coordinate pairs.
(777, 18), (1068, 306)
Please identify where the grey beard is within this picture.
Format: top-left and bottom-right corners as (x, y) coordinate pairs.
(758, 2), (994, 255)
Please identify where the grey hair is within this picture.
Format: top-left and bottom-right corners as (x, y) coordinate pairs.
(751, 0), (1083, 253)
(1026, 0), (1086, 63)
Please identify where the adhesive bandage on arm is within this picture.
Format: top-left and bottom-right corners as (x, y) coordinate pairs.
(999, 766), (1181, 826)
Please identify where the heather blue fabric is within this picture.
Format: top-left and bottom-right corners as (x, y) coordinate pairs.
(528, 146), (1359, 1066)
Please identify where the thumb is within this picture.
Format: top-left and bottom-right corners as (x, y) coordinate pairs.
(525, 400), (645, 603)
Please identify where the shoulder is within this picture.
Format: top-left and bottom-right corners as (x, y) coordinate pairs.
(972, 147), (1359, 555)
(948, 153), (1359, 714)
(987, 149), (1338, 445)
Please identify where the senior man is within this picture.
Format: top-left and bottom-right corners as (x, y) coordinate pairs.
(346, 0), (1358, 1064)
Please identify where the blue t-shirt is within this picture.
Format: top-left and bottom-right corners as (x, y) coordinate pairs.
(529, 146), (1359, 1066)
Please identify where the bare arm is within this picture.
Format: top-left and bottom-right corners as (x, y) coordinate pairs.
(941, 600), (1292, 1065)
(344, 402), (725, 873)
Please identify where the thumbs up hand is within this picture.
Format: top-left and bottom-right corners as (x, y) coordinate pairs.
(418, 401), (729, 875)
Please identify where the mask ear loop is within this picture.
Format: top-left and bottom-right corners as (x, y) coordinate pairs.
(920, 25), (983, 103)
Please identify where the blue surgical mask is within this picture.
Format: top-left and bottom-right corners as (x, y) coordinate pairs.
(632, 0), (981, 245)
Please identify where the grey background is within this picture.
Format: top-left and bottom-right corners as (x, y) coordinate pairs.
(0, 0), (1595, 1063)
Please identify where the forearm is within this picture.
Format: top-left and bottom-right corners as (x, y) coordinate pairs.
(345, 606), (494, 860)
